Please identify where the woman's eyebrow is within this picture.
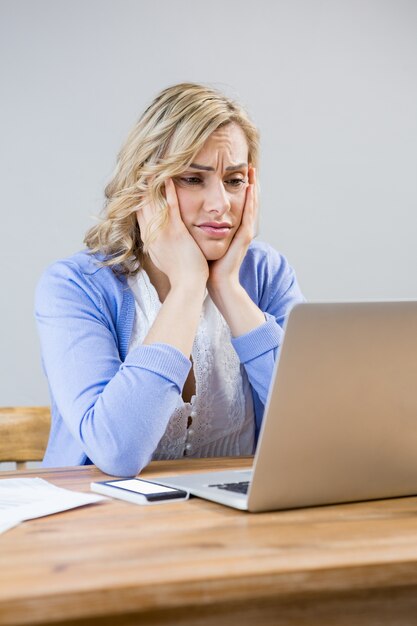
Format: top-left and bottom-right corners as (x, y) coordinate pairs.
(225, 162), (248, 171)
(189, 162), (248, 171)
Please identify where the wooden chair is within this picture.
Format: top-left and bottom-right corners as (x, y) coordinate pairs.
(0, 407), (51, 469)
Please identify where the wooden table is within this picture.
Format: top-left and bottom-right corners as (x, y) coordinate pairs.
(2, 458), (417, 626)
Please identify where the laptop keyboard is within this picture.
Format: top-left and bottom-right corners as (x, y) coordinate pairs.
(208, 481), (250, 495)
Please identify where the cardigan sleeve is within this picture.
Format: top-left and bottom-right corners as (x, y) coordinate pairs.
(35, 261), (191, 477)
(232, 246), (304, 419)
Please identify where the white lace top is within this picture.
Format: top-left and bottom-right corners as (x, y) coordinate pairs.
(127, 269), (255, 459)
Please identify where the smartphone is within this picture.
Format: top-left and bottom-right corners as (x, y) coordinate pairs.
(90, 478), (189, 505)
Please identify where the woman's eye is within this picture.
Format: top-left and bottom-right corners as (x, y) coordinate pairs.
(180, 177), (202, 185)
(225, 178), (245, 187)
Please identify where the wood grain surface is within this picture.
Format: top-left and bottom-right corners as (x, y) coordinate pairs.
(2, 458), (417, 626)
(0, 408), (50, 465)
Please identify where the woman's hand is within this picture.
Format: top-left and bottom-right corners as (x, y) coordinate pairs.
(136, 178), (209, 291)
(207, 167), (257, 291)
(136, 178), (209, 357)
(207, 167), (265, 337)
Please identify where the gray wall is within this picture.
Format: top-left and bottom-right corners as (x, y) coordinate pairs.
(1, 0), (416, 406)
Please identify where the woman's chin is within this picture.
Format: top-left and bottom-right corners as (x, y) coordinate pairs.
(200, 242), (230, 262)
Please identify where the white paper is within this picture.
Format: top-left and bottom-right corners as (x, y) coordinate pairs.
(0, 520), (20, 534)
(0, 477), (105, 534)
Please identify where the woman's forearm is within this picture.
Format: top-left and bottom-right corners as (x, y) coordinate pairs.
(143, 281), (206, 357)
(77, 350), (190, 476)
(209, 281), (265, 338)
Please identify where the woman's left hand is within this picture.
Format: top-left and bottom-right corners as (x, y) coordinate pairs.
(207, 167), (266, 337)
(207, 166), (257, 293)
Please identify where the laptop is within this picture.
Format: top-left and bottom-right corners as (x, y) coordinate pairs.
(157, 302), (417, 512)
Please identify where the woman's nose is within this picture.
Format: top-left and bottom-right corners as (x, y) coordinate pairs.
(204, 181), (231, 215)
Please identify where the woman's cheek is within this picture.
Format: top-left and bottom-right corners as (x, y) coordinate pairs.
(175, 188), (199, 223)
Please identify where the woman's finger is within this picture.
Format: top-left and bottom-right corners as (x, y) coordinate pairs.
(164, 178), (182, 222)
(248, 166), (255, 185)
(248, 166), (258, 210)
(247, 167), (258, 236)
(242, 181), (255, 227)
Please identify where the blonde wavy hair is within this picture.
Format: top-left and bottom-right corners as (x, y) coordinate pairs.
(84, 82), (260, 275)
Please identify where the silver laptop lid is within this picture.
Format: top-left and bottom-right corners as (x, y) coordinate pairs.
(248, 302), (417, 512)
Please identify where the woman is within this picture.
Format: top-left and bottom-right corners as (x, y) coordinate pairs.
(35, 83), (304, 476)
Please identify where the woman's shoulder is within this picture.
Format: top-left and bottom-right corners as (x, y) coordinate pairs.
(38, 249), (124, 284)
(40, 249), (111, 276)
(35, 250), (126, 311)
(243, 239), (290, 274)
(242, 240), (304, 310)
(241, 239), (302, 299)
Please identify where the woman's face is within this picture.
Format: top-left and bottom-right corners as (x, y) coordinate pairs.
(174, 122), (250, 261)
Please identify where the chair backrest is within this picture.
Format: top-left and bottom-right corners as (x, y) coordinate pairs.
(0, 407), (51, 469)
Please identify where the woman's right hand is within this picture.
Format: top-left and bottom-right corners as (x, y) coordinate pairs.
(136, 178), (208, 357)
(136, 178), (209, 291)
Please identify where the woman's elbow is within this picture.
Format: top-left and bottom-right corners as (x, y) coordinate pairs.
(77, 405), (160, 476)
(81, 428), (152, 476)
(91, 446), (152, 477)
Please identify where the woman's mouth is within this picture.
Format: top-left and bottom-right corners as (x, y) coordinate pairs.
(197, 222), (232, 238)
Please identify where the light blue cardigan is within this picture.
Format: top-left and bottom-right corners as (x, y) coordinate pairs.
(35, 241), (304, 476)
